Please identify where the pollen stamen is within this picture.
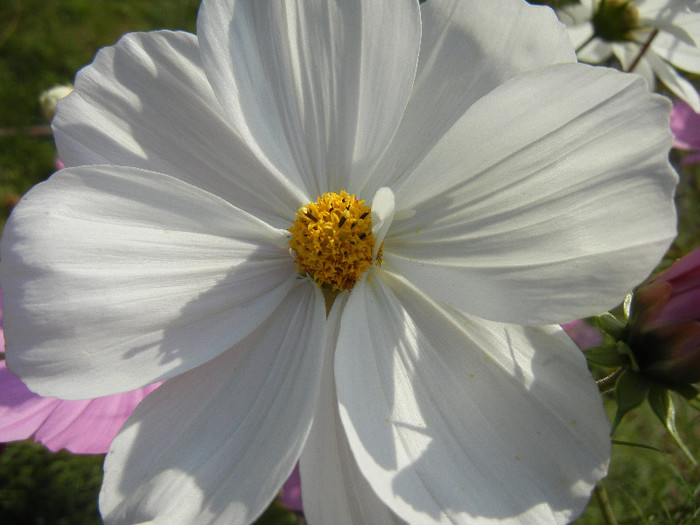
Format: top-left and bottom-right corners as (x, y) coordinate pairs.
(289, 191), (382, 291)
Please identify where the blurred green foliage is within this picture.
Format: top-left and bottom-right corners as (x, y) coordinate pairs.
(0, 442), (102, 525)
(574, 397), (700, 524)
(673, 149), (700, 260)
(1, 1), (699, 524)
(0, 0), (201, 227)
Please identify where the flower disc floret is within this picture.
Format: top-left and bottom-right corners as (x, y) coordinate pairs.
(289, 191), (379, 291)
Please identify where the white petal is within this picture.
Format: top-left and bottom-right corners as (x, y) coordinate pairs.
(367, 0), (576, 195)
(557, 1), (595, 28)
(387, 63), (677, 325)
(1, 165), (296, 399)
(652, 29), (700, 73)
(647, 51), (700, 112)
(612, 42), (658, 90)
(53, 30), (305, 226)
(299, 293), (403, 525)
(615, 34), (700, 112)
(642, 7), (700, 46)
(100, 284), (326, 525)
(371, 187), (395, 261)
(335, 272), (610, 525)
(576, 37), (615, 65)
(198, 0), (421, 196)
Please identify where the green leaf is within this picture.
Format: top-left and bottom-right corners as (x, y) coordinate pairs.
(647, 386), (697, 465)
(668, 383), (700, 408)
(594, 312), (627, 340)
(612, 369), (650, 434)
(687, 396), (700, 411)
(611, 439), (662, 453)
(622, 292), (632, 320)
(615, 341), (640, 371)
(584, 343), (628, 368)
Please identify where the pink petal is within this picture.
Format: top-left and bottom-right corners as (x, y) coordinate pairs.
(0, 288), (4, 353)
(279, 464), (303, 512)
(0, 360), (159, 454)
(0, 361), (62, 441)
(654, 287), (700, 325)
(671, 99), (700, 151)
(35, 383), (160, 453)
(652, 248), (700, 325)
(561, 319), (604, 350)
(659, 247), (700, 287)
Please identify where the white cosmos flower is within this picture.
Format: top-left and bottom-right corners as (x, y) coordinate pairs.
(0, 0), (679, 524)
(558, 0), (700, 111)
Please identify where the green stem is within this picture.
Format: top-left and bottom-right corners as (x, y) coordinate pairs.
(595, 484), (618, 525)
(321, 286), (341, 317)
(0, 125), (52, 137)
(627, 29), (659, 72)
(576, 33), (597, 55)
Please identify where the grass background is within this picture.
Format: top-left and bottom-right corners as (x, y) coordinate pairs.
(0, 0), (699, 523)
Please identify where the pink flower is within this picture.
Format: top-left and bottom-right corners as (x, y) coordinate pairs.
(626, 247), (700, 383)
(670, 99), (700, 166)
(0, 290), (159, 453)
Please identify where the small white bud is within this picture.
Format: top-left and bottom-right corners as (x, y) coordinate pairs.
(39, 84), (74, 123)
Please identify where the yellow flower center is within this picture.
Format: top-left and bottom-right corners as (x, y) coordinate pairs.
(289, 191), (382, 291)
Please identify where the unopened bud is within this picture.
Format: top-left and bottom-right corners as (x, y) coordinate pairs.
(626, 248), (700, 383)
(39, 84), (74, 123)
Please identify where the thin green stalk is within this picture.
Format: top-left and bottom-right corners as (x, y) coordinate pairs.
(576, 33), (597, 54)
(627, 29), (659, 72)
(595, 483), (619, 525)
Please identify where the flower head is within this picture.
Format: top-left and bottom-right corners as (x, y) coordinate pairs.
(288, 191), (380, 291)
(627, 247), (700, 383)
(592, 0), (642, 42)
(1, 0), (678, 524)
(558, 0), (700, 111)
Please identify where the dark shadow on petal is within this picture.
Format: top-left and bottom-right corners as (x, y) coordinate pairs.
(103, 278), (326, 523)
(379, 284), (609, 522)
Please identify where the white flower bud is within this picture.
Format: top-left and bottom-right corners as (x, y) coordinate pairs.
(39, 84), (74, 123)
